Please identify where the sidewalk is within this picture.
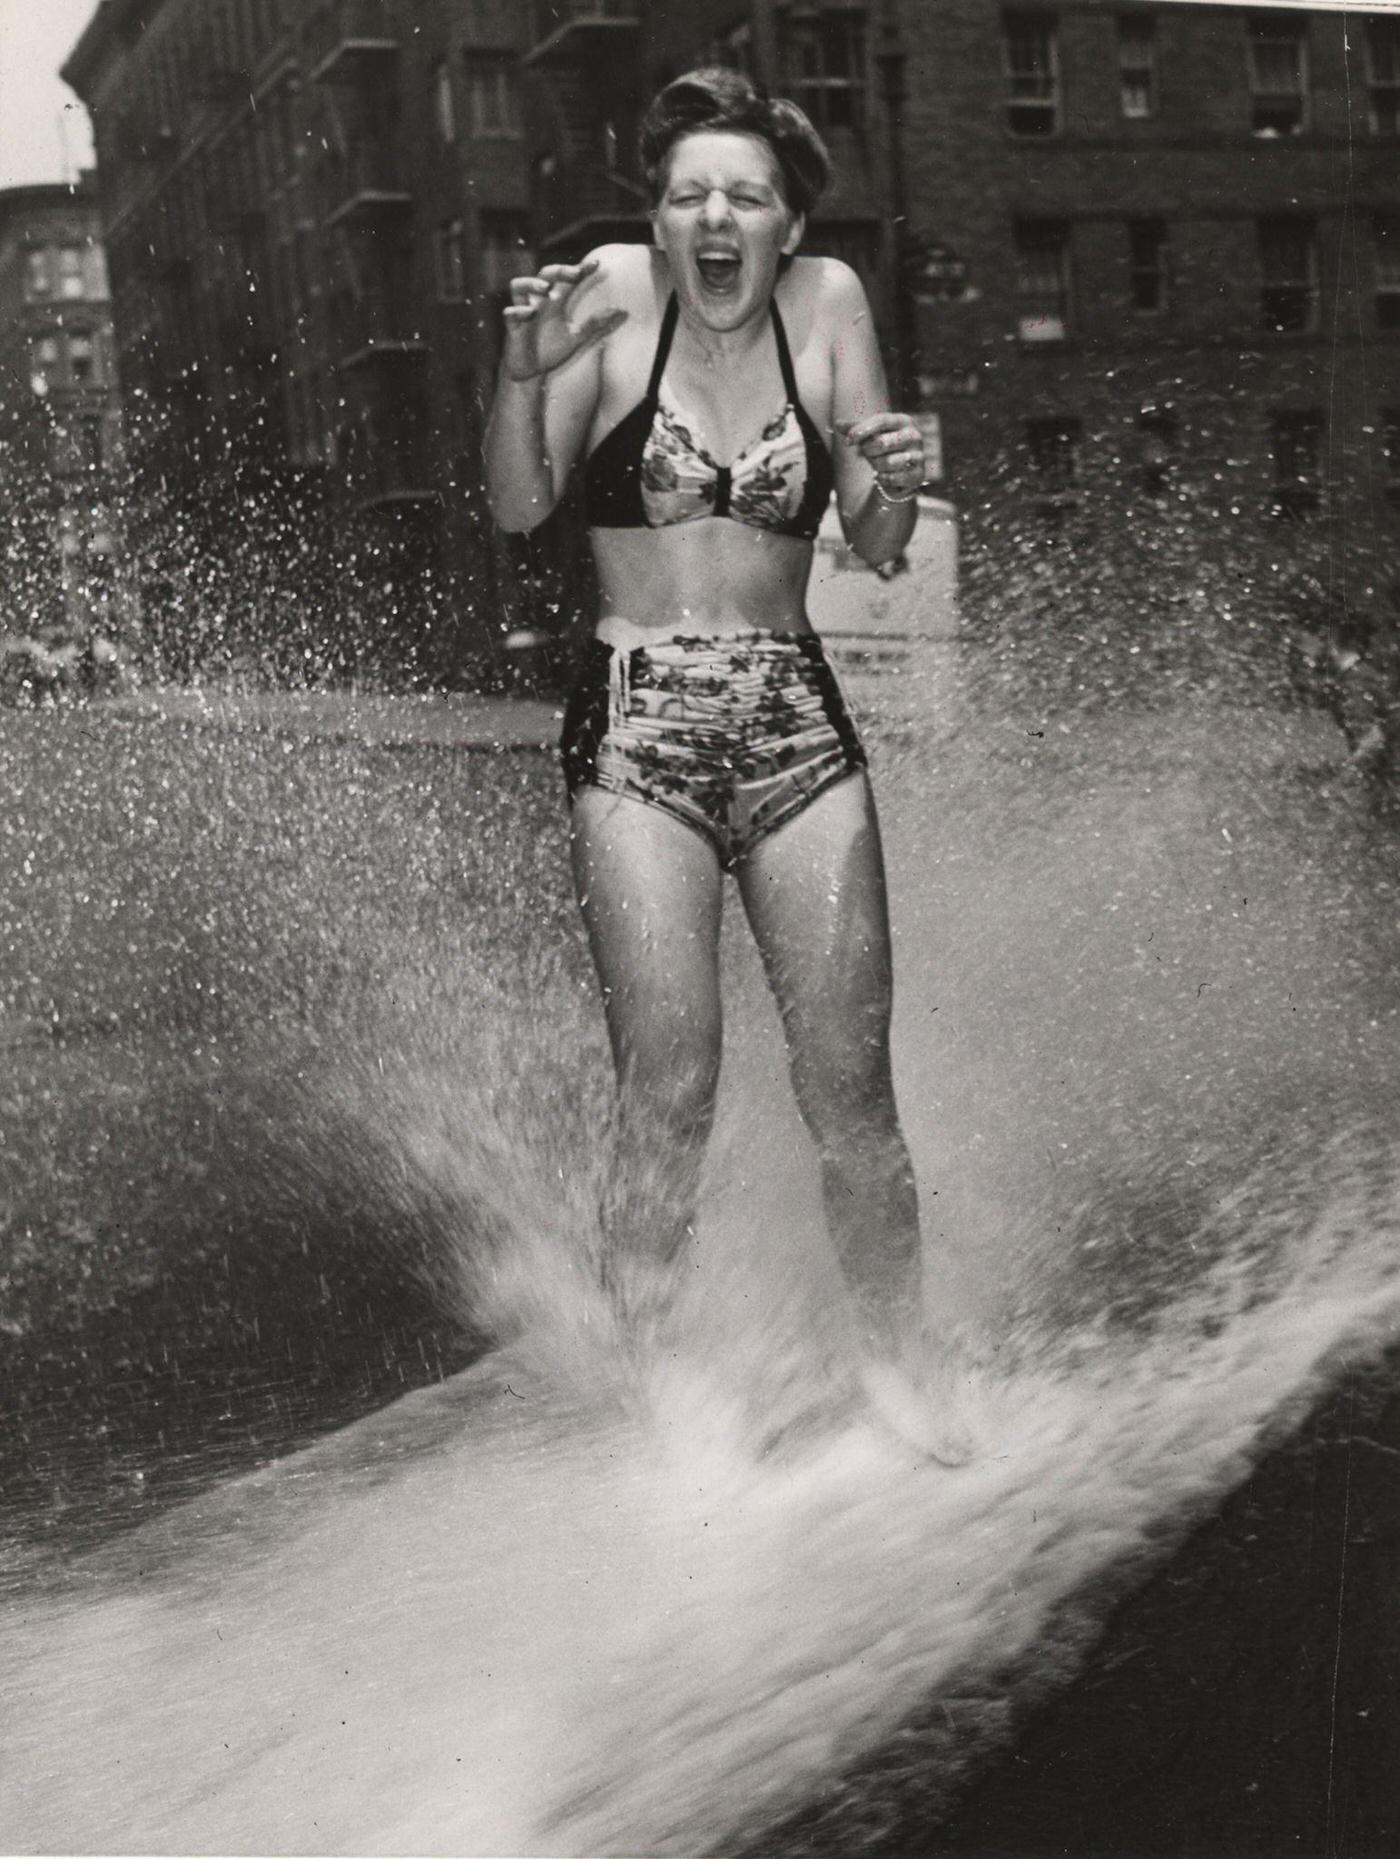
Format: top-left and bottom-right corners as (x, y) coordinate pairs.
(109, 685), (562, 751)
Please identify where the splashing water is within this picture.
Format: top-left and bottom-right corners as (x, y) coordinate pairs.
(2, 657), (1399, 1854)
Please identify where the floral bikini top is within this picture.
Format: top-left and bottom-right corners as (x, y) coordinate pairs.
(583, 292), (835, 540)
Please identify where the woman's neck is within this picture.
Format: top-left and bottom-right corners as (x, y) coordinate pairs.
(669, 290), (774, 370)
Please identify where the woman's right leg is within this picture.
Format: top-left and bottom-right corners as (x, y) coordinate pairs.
(569, 785), (725, 1304)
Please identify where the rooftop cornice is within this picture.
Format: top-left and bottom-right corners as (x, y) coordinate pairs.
(61, 0), (167, 100)
(0, 181), (99, 242)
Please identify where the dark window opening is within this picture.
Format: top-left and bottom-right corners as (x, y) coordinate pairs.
(1268, 410), (1324, 519)
(1365, 18), (1400, 136)
(1026, 415), (1082, 524)
(1247, 12), (1308, 136)
(480, 210), (533, 297)
(1375, 214), (1400, 330)
(1382, 410), (1400, 510)
(1016, 219), (1071, 341)
(1118, 15), (1158, 119)
(1258, 218), (1317, 333)
(1138, 405), (1178, 497)
(1128, 218), (1167, 312)
(1003, 13), (1059, 136)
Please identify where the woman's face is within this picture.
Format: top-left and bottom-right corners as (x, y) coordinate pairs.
(652, 131), (804, 330)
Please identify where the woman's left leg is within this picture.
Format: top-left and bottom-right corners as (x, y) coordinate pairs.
(736, 770), (923, 1359)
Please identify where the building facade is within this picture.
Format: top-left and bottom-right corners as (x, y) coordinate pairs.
(894, 0), (1399, 644)
(63, 0), (541, 682)
(62, 0), (1400, 677)
(0, 179), (125, 645)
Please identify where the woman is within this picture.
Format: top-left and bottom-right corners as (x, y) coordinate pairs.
(486, 69), (957, 1457)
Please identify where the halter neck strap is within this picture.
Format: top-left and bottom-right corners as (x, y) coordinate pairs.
(646, 293), (680, 401)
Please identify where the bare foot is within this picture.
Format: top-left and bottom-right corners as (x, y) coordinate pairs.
(858, 1359), (978, 1467)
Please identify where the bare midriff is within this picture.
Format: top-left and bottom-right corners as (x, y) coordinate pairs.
(590, 520), (816, 650)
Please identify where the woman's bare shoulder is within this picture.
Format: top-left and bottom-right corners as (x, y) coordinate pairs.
(581, 242), (661, 302)
(787, 254), (870, 317)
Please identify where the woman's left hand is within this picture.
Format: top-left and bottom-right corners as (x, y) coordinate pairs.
(838, 413), (926, 500)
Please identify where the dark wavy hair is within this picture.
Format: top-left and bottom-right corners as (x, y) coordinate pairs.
(638, 68), (831, 219)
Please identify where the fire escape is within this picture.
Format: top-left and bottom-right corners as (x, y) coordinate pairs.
(524, 1), (648, 260)
(307, 0), (433, 510)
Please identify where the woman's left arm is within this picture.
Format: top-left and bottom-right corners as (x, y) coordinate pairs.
(825, 261), (926, 567)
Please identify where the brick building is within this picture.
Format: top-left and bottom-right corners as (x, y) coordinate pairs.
(62, 0), (541, 682)
(525, 0), (1399, 643)
(61, 0), (1400, 677)
(893, 0), (1399, 646)
(0, 179), (125, 644)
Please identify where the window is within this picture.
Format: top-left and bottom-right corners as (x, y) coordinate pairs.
(1026, 416), (1082, 522)
(29, 334), (61, 397)
(435, 218), (467, 301)
(1375, 214), (1400, 330)
(1268, 410), (1324, 519)
(1258, 218), (1317, 333)
(76, 413), (107, 473)
(1015, 219), (1071, 341)
(777, 7), (867, 129)
(480, 210), (533, 295)
(1117, 15), (1157, 119)
(466, 54), (522, 138)
(56, 246), (87, 299)
(68, 332), (97, 384)
(1138, 405), (1178, 497)
(1128, 218), (1167, 311)
(24, 248), (52, 299)
(1382, 410), (1400, 510)
(432, 59), (455, 143)
(1364, 17), (1400, 136)
(1247, 12), (1307, 137)
(1003, 13), (1059, 136)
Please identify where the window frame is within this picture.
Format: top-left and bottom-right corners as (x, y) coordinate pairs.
(465, 53), (523, 140)
(1117, 14), (1158, 121)
(1375, 213), (1400, 330)
(479, 209), (534, 297)
(1127, 216), (1168, 312)
(1025, 413), (1083, 525)
(56, 245), (87, 300)
(1257, 216), (1318, 334)
(432, 58), (456, 144)
(1246, 11), (1309, 138)
(1015, 218), (1072, 343)
(775, 5), (869, 131)
(1137, 405), (1179, 498)
(1267, 408), (1325, 520)
(1364, 17), (1400, 137)
(434, 217), (468, 302)
(1381, 408), (1400, 510)
(1003, 11), (1061, 137)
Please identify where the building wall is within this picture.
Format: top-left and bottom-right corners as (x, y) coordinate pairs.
(0, 180), (126, 641)
(898, 1), (1399, 633)
(64, 0), (542, 682)
(62, 0), (1400, 677)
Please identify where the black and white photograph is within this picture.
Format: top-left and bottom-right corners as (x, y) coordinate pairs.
(1, 0), (1398, 1852)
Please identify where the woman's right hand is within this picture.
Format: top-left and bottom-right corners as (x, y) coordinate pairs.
(501, 258), (627, 382)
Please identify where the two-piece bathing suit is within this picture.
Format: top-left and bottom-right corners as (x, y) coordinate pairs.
(560, 289), (867, 871)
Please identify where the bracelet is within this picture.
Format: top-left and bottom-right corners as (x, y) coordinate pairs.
(874, 479), (919, 506)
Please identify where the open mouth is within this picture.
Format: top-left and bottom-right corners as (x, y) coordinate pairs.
(695, 249), (742, 293)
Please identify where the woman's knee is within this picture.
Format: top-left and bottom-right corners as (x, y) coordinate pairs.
(796, 1062), (903, 1166)
(618, 1034), (720, 1141)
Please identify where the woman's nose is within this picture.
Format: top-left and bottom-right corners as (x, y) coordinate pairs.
(702, 190), (733, 225)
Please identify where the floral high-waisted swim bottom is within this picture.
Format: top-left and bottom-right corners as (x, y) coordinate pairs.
(560, 630), (867, 870)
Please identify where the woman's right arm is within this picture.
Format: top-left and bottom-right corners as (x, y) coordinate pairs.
(484, 256), (626, 533)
